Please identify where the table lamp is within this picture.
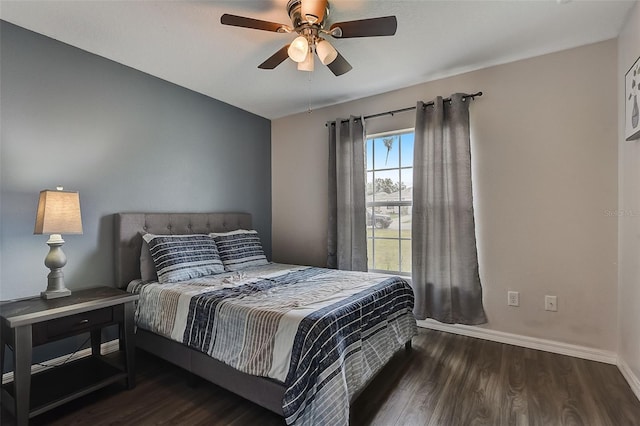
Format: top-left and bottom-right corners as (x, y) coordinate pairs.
(34, 187), (83, 299)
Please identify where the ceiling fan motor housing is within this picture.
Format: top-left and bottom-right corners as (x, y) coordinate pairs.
(287, 0), (329, 33)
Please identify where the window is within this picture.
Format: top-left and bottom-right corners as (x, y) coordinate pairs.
(366, 130), (414, 275)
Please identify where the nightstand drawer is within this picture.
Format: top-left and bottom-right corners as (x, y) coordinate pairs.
(32, 307), (114, 345)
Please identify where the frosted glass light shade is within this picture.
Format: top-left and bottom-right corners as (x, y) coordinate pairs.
(316, 39), (337, 65)
(297, 50), (314, 71)
(288, 36), (309, 62)
(34, 189), (83, 235)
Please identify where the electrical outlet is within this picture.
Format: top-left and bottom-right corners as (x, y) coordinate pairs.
(545, 295), (558, 312)
(508, 291), (519, 307)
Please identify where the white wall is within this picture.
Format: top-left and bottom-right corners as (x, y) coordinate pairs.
(617, 1), (640, 396)
(272, 40), (618, 352)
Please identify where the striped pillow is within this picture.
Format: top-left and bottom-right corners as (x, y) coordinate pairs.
(209, 230), (268, 271)
(142, 233), (225, 283)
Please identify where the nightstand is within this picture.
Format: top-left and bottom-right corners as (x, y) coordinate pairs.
(0, 286), (138, 425)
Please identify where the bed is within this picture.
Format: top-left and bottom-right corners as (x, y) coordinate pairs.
(114, 212), (416, 425)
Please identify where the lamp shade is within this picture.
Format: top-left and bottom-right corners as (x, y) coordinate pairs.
(316, 39), (338, 65)
(288, 36), (309, 63)
(34, 189), (83, 235)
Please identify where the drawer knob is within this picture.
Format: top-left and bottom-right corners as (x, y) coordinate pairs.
(79, 319), (89, 324)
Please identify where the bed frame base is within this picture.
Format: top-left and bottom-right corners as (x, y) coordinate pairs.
(137, 328), (413, 417)
(136, 328), (286, 415)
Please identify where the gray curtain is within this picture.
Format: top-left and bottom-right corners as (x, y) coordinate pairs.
(327, 116), (367, 271)
(412, 94), (487, 324)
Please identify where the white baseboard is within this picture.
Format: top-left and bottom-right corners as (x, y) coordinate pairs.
(617, 357), (640, 401)
(2, 339), (120, 385)
(417, 319), (618, 364)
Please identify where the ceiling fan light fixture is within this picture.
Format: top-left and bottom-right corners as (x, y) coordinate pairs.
(220, 2), (397, 76)
(316, 39), (338, 65)
(297, 49), (315, 71)
(288, 35), (309, 62)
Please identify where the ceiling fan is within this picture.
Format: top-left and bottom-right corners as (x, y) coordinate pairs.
(220, 0), (397, 76)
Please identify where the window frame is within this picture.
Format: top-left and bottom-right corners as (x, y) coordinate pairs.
(365, 128), (414, 276)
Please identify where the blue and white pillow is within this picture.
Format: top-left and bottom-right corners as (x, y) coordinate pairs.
(142, 233), (225, 283)
(209, 230), (268, 271)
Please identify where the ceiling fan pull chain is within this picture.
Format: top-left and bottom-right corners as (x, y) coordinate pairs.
(307, 70), (314, 114)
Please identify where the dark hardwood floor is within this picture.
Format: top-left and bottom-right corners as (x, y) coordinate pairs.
(2, 328), (639, 425)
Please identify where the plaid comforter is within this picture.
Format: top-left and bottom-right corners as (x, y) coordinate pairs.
(128, 263), (416, 425)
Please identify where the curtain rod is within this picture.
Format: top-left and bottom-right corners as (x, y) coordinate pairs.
(327, 91), (483, 126)
(365, 91), (483, 120)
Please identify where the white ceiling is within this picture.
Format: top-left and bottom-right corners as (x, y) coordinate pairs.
(0, 0), (635, 119)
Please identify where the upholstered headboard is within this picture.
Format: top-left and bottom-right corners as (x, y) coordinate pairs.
(114, 212), (252, 288)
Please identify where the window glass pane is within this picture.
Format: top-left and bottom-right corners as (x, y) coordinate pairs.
(368, 208), (397, 236)
(398, 206), (412, 238)
(372, 169), (401, 202)
(374, 137), (399, 170)
(373, 138), (384, 170)
(371, 206), (399, 237)
(401, 240), (412, 273)
(373, 238), (400, 272)
(366, 171), (374, 202)
(400, 168), (413, 203)
(400, 133), (414, 168)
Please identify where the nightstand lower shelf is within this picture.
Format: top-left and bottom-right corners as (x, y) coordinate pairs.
(2, 354), (128, 419)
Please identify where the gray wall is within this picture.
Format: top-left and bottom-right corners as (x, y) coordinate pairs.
(0, 21), (272, 302)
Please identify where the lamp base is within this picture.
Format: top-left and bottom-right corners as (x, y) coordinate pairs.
(41, 288), (72, 299)
(41, 235), (72, 299)
(41, 269), (72, 299)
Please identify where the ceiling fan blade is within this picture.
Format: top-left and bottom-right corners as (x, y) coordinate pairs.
(258, 45), (291, 70)
(326, 52), (352, 76)
(221, 14), (289, 33)
(330, 16), (397, 38)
